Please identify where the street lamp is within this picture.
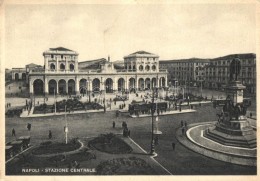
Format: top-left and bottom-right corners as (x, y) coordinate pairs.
(150, 86), (157, 155)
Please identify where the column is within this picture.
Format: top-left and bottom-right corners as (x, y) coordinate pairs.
(136, 77), (139, 91)
(75, 56), (78, 72)
(157, 77), (160, 88)
(66, 59), (68, 72)
(101, 79), (105, 94)
(165, 76), (168, 87)
(56, 81), (59, 95)
(125, 77), (129, 90)
(29, 80), (33, 95)
(66, 80), (68, 94)
(75, 76), (79, 95)
(44, 56), (48, 72)
(44, 77), (49, 95)
(89, 80), (93, 92)
(56, 56), (58, 72)
(113, 77), (117, 92)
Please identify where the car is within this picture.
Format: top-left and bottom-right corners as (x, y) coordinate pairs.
(17, 136), (31, 148)
(6, 140), (24, 153)
(5, 145), (14, 159)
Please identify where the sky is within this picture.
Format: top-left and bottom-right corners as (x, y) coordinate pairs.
(4, 3), (256, 69)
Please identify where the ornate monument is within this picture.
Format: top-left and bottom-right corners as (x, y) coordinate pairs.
(204, 56), (256, 148)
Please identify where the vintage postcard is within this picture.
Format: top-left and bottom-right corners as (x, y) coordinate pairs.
(1, 0), (259, 180)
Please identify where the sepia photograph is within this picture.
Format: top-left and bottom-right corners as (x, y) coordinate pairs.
(1, 0), (259, 178)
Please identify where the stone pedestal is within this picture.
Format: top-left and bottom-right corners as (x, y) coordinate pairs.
(204, 81), (256, 148)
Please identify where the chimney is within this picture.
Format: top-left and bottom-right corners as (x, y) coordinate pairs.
(108, 55), (110, 62)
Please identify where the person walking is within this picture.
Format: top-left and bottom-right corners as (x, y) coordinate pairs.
(27, 123), (31, 131)
(48, 130), (52, 139)
(172, 142), (175, 151)
(250, 112), (253, 118)
(181, 120), (184, 127)
(181, 126), (185, 136)
(112, 121), (115, 128)
(12, 128), (16, 137)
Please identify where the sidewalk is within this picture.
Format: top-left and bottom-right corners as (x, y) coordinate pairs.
(130, 109), (196, 118)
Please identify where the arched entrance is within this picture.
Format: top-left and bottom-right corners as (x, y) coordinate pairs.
(48, 79), (57, 95)
(92, 78), (100, 92)
(15, 73), (19, 81)
(33, 79), (44, 95)
(79, 79), (87, 94)
(118, 78), (125, 92)
(68, 79), (75, 95)
(129, 78), (136, 93)
(138, 78), (144, 90)
(105, 78), (113, 93)
(160, 77), (166, 87)
(58, 79), (66, 94)
(145, 78), (151, 90)
(22, 73), (26, 80)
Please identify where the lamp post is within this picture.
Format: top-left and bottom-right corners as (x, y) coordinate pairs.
(150, 86), (157, 155)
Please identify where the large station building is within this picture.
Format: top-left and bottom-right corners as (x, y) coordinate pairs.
(28, 47), (168, 96)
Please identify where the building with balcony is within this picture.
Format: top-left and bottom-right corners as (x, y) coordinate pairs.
(28, 48), (168, 95)
(204, 53), (256, 94)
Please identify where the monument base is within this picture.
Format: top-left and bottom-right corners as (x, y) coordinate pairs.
(204, 118), (256, 149)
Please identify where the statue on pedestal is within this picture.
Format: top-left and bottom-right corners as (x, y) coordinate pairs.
(229, 56), (241, 81)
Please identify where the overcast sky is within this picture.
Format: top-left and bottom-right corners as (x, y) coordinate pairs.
(4, 3), (256, 69)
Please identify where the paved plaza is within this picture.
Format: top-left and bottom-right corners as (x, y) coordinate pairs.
(5, 95), (257, 174)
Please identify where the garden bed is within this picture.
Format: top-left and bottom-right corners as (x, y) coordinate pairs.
(32, 139), (81, 155)
(88, 133), (132, 154)
(5, 107), (24, 117)
(96, 157), (157, 175)
(33, 99), (104, 114)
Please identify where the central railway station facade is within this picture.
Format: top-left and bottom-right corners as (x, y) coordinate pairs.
(29, 47), (168, 96)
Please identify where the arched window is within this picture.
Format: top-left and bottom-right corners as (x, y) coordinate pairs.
(133, 65), (136, 70)
(60, 63), (65, 70)
(70, 64), (74, 71)
(152, 65), (156, 71)
(50, 63), (55, 70)
(128, 65), (131, 70)
(139, 65), (143, 71)
(145, 65), (150, 71)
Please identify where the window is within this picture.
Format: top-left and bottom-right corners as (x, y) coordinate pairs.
(133, 65), (136, 70)
(51, 54), (54, 59)
(70, 64), (74, 71)
(61, 55), (63, 59)
(145, 65), (150, 71)
(60, 63), (65, 70)
(139, 65), (143, 71)
(50, 63), (55, 70)
(152, 65), (156, 71)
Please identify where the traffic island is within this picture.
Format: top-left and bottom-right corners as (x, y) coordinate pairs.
(176, 122), (257, 166)
(32, 139), (82, 157)
(88, 133), (133, 154)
